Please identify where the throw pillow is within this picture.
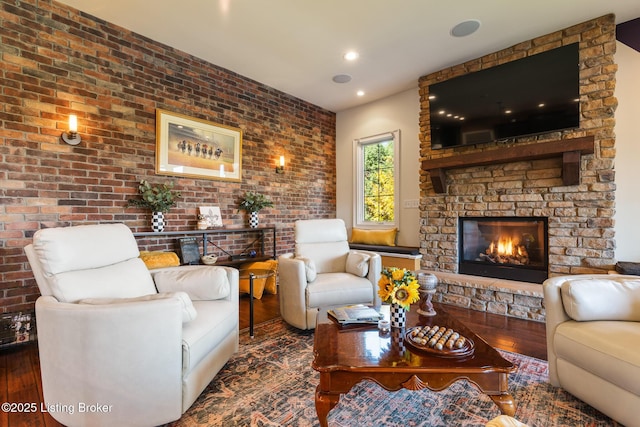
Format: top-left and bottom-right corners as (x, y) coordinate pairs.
(296, 256), (317, 282)
(152, 266), (230, 300)
(79, 291), (197, 323)
(345, 251), (370, 277)
(560, 278), (640, 321)
(239, 260), (279, 297)
(350, 228), (397, 246)
(139, 251), (180, 269)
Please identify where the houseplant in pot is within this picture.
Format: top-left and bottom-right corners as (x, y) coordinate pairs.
(238, 191), (273, 228)
(127, 180), (181, 232)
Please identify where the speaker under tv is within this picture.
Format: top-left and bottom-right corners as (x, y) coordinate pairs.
(429, 42), (580, 150)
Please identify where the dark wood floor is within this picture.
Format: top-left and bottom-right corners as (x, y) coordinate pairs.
(0, 294), (546, 427)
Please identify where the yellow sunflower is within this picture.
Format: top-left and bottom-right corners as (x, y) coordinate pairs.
(378, 279), (393, 301)
(391, 268), (406, 282)
(391, 281), (420, 309)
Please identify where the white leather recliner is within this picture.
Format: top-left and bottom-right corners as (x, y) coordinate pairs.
(543, 274), (640, 427)
(278, 219), (381, 330)
(24, 223), (239, 427)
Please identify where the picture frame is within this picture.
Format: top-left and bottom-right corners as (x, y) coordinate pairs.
(199, 206), (223, 228)
(155, 109), (242, 182)
(178, 237), (201, 265)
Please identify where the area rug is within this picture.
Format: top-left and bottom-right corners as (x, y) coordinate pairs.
(170, 319), (619, 427)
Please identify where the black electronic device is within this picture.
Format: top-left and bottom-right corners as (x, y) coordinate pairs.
(429, 42), (580, 150)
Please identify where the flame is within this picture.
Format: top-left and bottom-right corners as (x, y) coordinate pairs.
(490, 236), (516, 256)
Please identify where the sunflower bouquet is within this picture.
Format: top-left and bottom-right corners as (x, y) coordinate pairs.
(377, 267), (420, 310)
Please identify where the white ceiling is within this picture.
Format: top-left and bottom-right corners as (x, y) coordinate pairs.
(57, 0), (640, 113)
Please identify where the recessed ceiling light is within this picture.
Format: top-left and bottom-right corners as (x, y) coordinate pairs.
(357, 90), (365, 97)
(344, 51), (359, 61)
(451, 19), (481, 37)
(332, 74), (352, 84)
(428, 95), (436, 100)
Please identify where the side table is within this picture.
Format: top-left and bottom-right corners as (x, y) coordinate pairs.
(238, 268), (275, 338)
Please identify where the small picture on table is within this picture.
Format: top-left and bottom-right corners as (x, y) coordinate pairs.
(199, 206), (223, 228)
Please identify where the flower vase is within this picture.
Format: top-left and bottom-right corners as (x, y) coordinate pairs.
(390, 303), (406, 329)
(249, 211), (259, 228)
(152, 211), (165, 232)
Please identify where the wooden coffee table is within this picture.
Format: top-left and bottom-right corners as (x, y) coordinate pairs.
(312, 303), (516, 426)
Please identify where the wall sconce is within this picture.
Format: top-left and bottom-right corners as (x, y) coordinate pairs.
(275, 155), (285, 174)
(61, 114), (81, 145)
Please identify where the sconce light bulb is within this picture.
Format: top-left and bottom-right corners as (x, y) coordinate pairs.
(69, 114), (78, 133)
(276, 155), (285, 174)
(61, 114), (81, 145)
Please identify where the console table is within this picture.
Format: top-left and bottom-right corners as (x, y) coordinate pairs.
(133, 227), (276, 266)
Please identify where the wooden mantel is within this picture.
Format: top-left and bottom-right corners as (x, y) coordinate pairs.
(421, 136), (595, 193)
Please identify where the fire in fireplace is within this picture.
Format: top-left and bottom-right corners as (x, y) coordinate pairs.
(458, 217), (548, 283)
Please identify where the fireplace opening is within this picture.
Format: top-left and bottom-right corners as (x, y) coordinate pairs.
(459, 216), (548, 284)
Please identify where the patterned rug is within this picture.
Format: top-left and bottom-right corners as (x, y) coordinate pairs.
(170, 318), (619, 427)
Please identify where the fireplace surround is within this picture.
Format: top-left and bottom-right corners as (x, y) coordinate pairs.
(459, 217), (548, 284)
(415, 16), (617, 321)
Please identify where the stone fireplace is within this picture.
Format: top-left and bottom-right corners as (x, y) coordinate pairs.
(416, 15), (617, 321)
(459, 216), (548, 284)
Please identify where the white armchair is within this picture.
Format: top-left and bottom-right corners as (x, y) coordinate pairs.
(25, 223), (239, 427)
(543, 274), (640, 427)
(278, 219), (381, 330)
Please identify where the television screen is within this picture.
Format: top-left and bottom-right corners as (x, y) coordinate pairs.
(429, 43), (580, 149)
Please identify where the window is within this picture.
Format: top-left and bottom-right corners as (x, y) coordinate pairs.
(354, 130), (400, 228)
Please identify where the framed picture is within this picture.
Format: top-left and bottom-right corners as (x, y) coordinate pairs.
(155, 109), (242, 182)
(199, 206), (223, 228)
(178, 237), (201, 265)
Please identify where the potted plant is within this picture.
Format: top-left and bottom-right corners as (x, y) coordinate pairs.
(238, 191), (273, 228)
(127, 180), (181, 232)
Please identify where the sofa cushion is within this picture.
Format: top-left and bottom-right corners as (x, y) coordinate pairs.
(554, 320), (640, 396)
(294, 218), (350, 274)
(350, 227), (397, 247)
(31, 223), (157, 302)
(49, 258), (157, 303)
(139, 251), (180, 269)
(32, 223), (140, 274)
(560, 277), (640, 321)
(306, 273), (373, 308)
(182, 299), (237, 375)
(346, 251), (370, 277)
(152, 266), (230, 301)
(296, 241), (349, 274)
(79, 291), (197, 323)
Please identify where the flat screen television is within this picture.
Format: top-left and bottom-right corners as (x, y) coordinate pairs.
(429, 42), (580, 149)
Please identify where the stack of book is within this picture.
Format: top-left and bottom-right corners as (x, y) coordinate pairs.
(328, 304), (383, 325)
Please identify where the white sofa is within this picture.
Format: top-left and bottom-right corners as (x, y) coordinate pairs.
(25, 223), (239, 427)
(543, 274), (640, 427)
(278, 219), (381, 330)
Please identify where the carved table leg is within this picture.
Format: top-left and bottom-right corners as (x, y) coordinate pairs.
(315, 385), (340, 427)
(489, 393), (516, 416)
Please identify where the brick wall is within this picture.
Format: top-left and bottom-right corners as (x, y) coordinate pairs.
(418, 15), (617, 279)
(0, 0), (336, 314)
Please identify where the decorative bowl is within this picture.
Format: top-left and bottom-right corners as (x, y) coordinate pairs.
(201, 255), (218, 265)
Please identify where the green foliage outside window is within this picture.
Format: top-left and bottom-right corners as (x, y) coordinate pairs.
(363, 140), (394, 222)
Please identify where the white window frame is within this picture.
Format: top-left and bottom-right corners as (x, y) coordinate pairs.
(353, 129), (400, 229)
